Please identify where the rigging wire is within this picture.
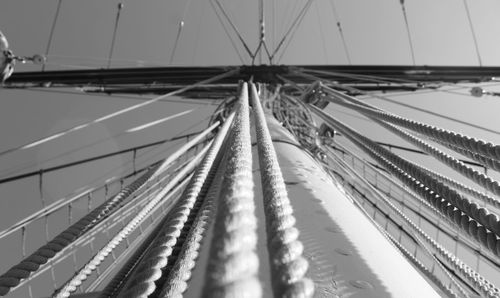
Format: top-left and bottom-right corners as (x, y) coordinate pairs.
(275, 0), (315, 62)
(398, 0), (416, 65)
(328, 0), (351, 64)
(209, 0), (246, 64)
(314, 1), (329, 63)
(107, 3), (124, 69)
(277, 0), (299, 44)
(212, 0), (254, 60)
(297, 70), (500, 137)
(42, 0), (63, 72)
(0, 68), (238, 159)
(462, 0), (483, 66)
(169, 0), (193, 65)
(0, 132), (200, 185)
(45, 54), (167, 67)
(0, 106), (213, 180)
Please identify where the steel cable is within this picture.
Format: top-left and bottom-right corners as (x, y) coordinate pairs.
(51, 143), (212, 298)
(432, 139), (500, 173)
(311, 105), (500, 259)
(369, 117), (500, 210)
(419, 164), (500, 210)
(0, 162), (164, 296)
(250, 83), (314, 298)
(159, 148), (225, 298)
(326, 147), (498, 297)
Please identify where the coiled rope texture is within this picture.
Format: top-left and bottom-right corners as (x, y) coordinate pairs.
(158, 148), (226, 298)
(203, 82), (261, 298)
(52, 144), (212, 298)
(251, 83), (314, 298)
(327, 93), (500, 197)
(311, 106), (500, 260)
(113, 112), (235, 298)
(332, 150), (498, 297)
(322, 86), (500, 165)
(419, 164), (500, 210)
(97, 177), (194, 298)
(0, 162), (162, 296)
(433, 138), (500, 173)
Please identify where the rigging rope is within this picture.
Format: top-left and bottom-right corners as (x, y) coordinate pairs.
(326, 144), (497, 260)
(203, 83), (260, 297)
(329, 151), (469, 297)
(338, 102), (500, 198)
(0, 116), (197, 185)
(0, 124), (217, 243)
(250, 83), (314, 297)
(431, 138), (500, 173)
(311, 105), (500, 259)
(418, 164), (500, 211)
(158, 163), (223, 298)
(112, 112), (234, 298)
(42, 0), (63, 72)
(300, 69), (500, 136)
(319, 84), (500, 164)
(0, 124), (218, 296)
(398, 0), (416, 65)
(107, 3), (124, 69)
(52, 143), (212, 298)
(0, 163), (161, 296)
(328, 0), (351, 64)
(331, 152), (498, 297)
(0, 68), (239, 158)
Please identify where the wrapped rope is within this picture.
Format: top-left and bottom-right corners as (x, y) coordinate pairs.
(52, 144), (212, 298)
(322, 86), (500, 164)
(311, 105), (500, 260)
(113, 112), (235, 298)
(203, 82), (261, 297)
(250, 83), (314, 298)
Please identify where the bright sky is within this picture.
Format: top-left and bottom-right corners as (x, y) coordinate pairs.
(2, 0), (500, 296)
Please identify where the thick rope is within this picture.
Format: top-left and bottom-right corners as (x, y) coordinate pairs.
(419, 164), (500, 210)
(250, 83), (314, 298)
(0, 163), (162, 296)
(51, 144), (211, 298)
(0, 124), (219, 297)
(328, 147), (496, 297)
(322, 86), (500, 164)
(311, 105), (500, 259)
(158, 146), (226, 298)
(90, 174), (191, 294)
(433, 138), (500, 172)
(96, 175), (192, 298)
(203, 82), (261, 298)
(113, 112), (235, 298)
(372, 119), (500, 205)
